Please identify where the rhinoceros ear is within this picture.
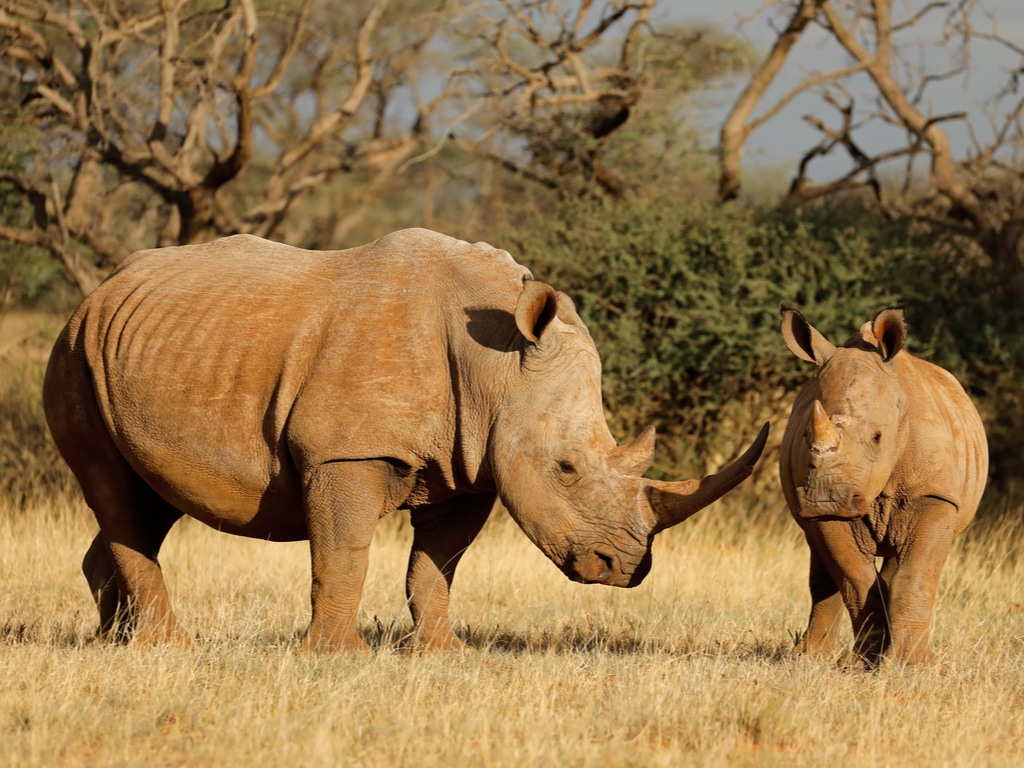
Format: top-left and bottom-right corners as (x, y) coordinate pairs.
(515, 280), (560, 343)
(781, 306), (835, 366)
(872, 306), (907, 362)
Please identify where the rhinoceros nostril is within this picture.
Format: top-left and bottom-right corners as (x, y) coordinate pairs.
(594, 551), (614, 582)
(850, 495), (870, 517)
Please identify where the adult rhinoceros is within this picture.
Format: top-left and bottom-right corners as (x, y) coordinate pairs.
(44, 228), (768, 652)
(779, 306), (987, 666)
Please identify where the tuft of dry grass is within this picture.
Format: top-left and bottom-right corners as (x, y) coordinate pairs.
(2, 492), (1023, 767)
(0, 308), (78, 507)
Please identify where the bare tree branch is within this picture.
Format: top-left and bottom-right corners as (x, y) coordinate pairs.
(0, 0), (753, 295)
(716, 0), (1024, 279)
(719, 0), (825, 202)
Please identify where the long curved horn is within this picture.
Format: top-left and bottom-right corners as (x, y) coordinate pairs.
(810, 400), (839, 453)
(644, 422), (770, 533)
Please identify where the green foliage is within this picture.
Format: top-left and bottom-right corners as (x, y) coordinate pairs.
(496, 195), (1022, 488)
(0, 112), (72, 303)
(0, 352), (77, 509)
(0, 244), (68, 304)
(878, 233), (1024, 490)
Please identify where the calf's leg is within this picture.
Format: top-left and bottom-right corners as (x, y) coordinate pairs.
(811, 520), (888, 667)
(795, 542), (845, 659)
(880, 498), (957, 665)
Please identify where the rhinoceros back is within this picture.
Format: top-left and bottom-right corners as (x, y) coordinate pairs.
(50, 229), (531, 530)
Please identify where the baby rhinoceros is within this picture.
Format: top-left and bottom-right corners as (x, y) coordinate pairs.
(779, 306), (987, 667)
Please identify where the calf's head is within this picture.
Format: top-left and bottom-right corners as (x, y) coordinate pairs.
(491, 280), (769, 587)
(781, 306), (906, 520)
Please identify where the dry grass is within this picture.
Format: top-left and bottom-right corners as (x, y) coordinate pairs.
(4, 309), (1024, 765)
(2, 493), (1023, 768)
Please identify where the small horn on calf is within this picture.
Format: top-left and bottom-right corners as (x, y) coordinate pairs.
(644, 422), (770, 533)
(810, 400), (840, 453)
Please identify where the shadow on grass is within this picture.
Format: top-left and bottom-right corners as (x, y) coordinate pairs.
(2, 614), (799, 665)
(361, 617), (798, 662)
(1, 617), (95, 648)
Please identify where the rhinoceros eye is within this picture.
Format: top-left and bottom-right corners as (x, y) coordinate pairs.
(873, 432), (882, 443)
(556, 452), (584, 485)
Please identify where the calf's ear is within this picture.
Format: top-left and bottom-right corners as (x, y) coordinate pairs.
(515, 280), (560, 343)
(872, 306), (907, 362)
(780, 306), (835, 366)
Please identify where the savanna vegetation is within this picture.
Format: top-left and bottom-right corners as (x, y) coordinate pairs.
(2, 0), (1023, 765)
(3, 466), (1023, 766)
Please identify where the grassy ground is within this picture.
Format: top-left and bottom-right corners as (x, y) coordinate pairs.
(4, 308), (1023, 766)
(2, 493), (1023, 767)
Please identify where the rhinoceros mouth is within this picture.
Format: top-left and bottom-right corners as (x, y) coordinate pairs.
(796, 490), (870, 520)
(565, 550), (614, 584)
(562, 547), (651, 588)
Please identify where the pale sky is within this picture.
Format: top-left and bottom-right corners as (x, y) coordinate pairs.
(665, 0), (1024, 189)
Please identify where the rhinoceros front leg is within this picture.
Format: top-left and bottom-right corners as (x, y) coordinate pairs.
(301, 459), (413, 653)
(794, 541), (845, 659)
(877, 498), (957, 665)
(406, 494), (495, 652)
(809, 521), (889, 667)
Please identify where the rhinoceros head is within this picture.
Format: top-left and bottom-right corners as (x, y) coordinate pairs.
(781, 306), (906, 520)
(490, 280), (769, 587)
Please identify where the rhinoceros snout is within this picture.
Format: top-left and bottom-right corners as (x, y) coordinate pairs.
(796, 488), (871, 520)
(565, 549), (614, 584)
(564, 546), (652, 588)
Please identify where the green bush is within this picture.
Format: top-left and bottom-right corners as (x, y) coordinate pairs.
(496, 195), (1021, 492)
(4, 193), (1020, 509)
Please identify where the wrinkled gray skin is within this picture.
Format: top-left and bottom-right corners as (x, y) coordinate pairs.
(44, 229), (768, 652)
(779, 307), (988, 667)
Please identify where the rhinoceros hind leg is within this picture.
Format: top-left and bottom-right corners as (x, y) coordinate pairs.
(406, 493), (495, 652)
(81, 489), (184, 644)
(82, 533), (120, 639)
(83, 473), (185, 645)
(46, 357), (186, 646)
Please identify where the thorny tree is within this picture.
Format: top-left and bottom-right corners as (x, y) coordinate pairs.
(447, 0), (746, 198)
(718, 0), (1024, 285)
(0, 0), (742, 296)
(0, 0), (459, 294)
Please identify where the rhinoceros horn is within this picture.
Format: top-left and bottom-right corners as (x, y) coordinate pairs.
(608, 425), (656, 477)
(810, 400), (840, 453)
(643, 422), (770, 534)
